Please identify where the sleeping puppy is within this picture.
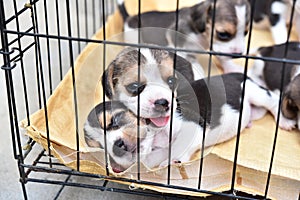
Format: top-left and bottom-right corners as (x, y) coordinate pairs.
(84, 101), (154, 173)
(118, 0), (251, 74)
(249, 42), (300, 130)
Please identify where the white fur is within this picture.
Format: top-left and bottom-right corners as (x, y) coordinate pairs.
(292, 64), (300, 78)
(123, 25), (140, 44)
(249, 54), (268, 87)
(117, 48), (174, 118)
(117, 0), (124, 5)
(270, 9), (288, 44)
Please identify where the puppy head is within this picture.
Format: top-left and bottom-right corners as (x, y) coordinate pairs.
(282, 74), (300, 120)
(84, 101), (150, 172)
(191, 0), (250, 56)
(102, 47), (191, 128)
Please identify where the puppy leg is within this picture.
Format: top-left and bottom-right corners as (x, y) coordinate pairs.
(144, 148), (169, 168)
(248, 57), (267, 88)
(251, 106), (267, 121)
(245, 79), (296, 130)
(158, 121), (202, 167)
(270, 1), (288, 44)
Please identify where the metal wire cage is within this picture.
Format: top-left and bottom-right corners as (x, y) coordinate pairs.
(1, 0), (300, 199)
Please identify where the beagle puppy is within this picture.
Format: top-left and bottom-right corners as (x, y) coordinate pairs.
(249, 42), (300, 130)
(84, 101), (154, 173)
(102, 47), (194, 127)
(118, 0), (251, 74)
(161, 72), (296, 164)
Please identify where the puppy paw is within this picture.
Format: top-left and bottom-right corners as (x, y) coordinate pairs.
(278, 114), (296, 131)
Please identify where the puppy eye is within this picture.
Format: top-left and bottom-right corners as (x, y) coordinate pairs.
(167, 76), (178, 89)
(287, 99), (299, 111)
(126, 82), (146, 96)
(107, 111), (126, 130)
(216, 31), (232, 41)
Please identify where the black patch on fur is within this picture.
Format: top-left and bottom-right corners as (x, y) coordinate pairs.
(86, 101), (127, 129)
(169, 52), (195, 82)
(250, 0), (284, 25)
(260, 42), (300, 91)
(118, 2), (129, 21)
(102, 68), (114, 99)
(177, 73), (245, 128)
(125, 2), (207, 46)
(269, 14), (280, 26)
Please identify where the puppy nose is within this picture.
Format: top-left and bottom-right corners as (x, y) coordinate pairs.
(113, 138), (127, 157)
(154, 98), (169, 112)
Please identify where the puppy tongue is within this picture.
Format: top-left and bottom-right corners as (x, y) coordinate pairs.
(150, 116), (170, 127)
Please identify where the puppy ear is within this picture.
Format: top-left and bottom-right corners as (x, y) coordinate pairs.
(84, 133), (102, 148)
(282, 95), (298, 119)
(190, 1), (213, 33)
(102, 63), (115, 99)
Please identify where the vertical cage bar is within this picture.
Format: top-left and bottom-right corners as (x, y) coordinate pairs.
(29, 2), (42, 109)
(31, 0), (53, 168)
(230, 0), (256, 193)
(12, 0), (31, 127)
(197, 0), (217, 189)
(0, 1), (28, 198)
(101, 0), (110, 176)
(136, 0), (142, 181)
(264, 0), (296, 198)
(43, 0), (53, 94)
(84, 0), (88, 42)
(92, 0), (96, 34)
(76, 0), (81, 54)
(55, 0), (63, 80)
(167, 0), (180, 186)
(65, 0), (80, 171)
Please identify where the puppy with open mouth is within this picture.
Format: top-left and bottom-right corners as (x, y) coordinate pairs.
(102, 47), (194, 130)
(84, 101), (154, 173)
(100, 47), (296, 167)
(118, 0), (251, 74)
(249, 42), (300, 130)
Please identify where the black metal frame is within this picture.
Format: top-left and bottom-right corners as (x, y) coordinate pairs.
(1, 0), (299, 199)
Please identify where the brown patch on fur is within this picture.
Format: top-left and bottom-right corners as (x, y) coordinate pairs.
(151, 49), (169, 63)
(121, 116), (148, 147)
(85, 138), (101, 148)
(207, 0), (250, 39)
(215, 21), (237, 37)
(282, 75), (300, 119)
(120, 64), (147, 86)
(98, 111), (113, 130)
(160, 57), (175, 82)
